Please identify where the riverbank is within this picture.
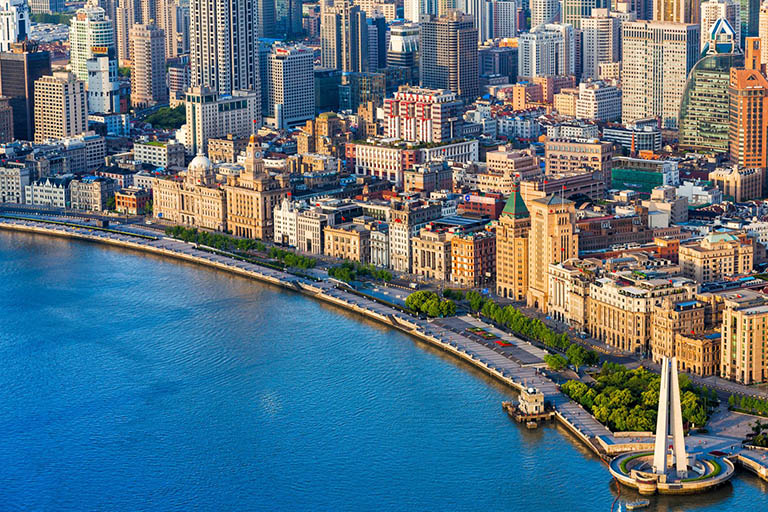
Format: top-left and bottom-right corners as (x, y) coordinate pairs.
(3, 217), (768, 486)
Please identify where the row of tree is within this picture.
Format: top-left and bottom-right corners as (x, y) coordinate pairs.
(561, 364), (715, 432)
(328, 261), (392, 283)
(405, 291), (457, 318)
(728, 394), (768, 417)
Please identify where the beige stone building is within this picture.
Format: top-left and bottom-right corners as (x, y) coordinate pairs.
(153, 154), (227, 231)
(527, 195), (578, 311)
(679, 232), (754, 283)
(451, 230), (496, 287)
(224, 137), (290, 240)
(720, 292), (768, 384)
(676, 331), (721, 377)
(650, 299), (705, 363)
(411, 227), (453, 281)
(547, 259), (596, 329)
(33, 72), (87, 143)
(708, 165), (764, 202)
(208, 134), (249, 163)
(324, 222), (371, 262)
(130, 24), (167, 108)
(553, 88), (578, 116)
(544, 138), (614, 183)
(495, 186), (530, 301)
(587, 274), (698, 354)
(475, 147), (540, 195)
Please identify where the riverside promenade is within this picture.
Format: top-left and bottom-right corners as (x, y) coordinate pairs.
(3, 216), (768, 482)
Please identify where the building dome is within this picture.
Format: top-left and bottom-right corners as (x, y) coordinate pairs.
(188, 153), (213, 174)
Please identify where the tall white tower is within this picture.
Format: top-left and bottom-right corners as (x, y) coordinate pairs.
(0, 0), (30, 52)
(652, 356), (688, 477)
(69, 6), (116, 82)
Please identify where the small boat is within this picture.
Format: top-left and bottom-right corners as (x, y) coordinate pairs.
(625, 499), (650, 510)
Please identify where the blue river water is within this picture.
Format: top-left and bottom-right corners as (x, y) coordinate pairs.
(1, 231), (767, 511)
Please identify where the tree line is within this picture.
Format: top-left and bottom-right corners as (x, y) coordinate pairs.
(328, 261), (392, 283)
(405, 291), (457, 318)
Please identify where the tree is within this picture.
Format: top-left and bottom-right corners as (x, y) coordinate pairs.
(544, 354), (567, 371)
(106, 197), (116, 211)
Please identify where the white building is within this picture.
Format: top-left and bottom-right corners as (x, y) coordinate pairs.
(273, 198), (299, 246)
(677, 180), (724, 206)
(575, 80), (621, 121)
(580, 8), (620, 80)
(265, 44), (315, 129)
(0, 162), (31, 203)
(86, 47), (120, 114)
(621, 21), (699, 128)
(183, 86), (261, 155)
(69, 6), (115, 82)
(0, 0), (29, 52)
(133, 141), (186, 168)
(24, 174), (74, 208)
(701, 0), (740, 51)
(492, 0), (517, 38)
(531, 0), (559, 28)
(189, 0), (260, 96)
(518, 23), (575, 78)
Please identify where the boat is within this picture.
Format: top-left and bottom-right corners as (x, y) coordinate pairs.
(625, 499), (650, 510)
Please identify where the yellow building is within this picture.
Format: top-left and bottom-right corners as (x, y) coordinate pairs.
(527, 194), (578, 311)
(679, 232), (754, 283)
(411, 227), (454, 281)
(323, 222), (371, 262)
(547, 259), (596, 329)
(224, 136), (290, 240)
(676, 331), (721, 377)
(708, 166), (764, 202)
(495, 185), (530, 301)
(721, 292), (768, 384)
(451, 230), (496, 288)
(650, 299), (705, 363)
(153, 154), (227, 231)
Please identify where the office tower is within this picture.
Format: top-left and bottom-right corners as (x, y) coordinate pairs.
(420, 12), (479, 101)
(184, 87), (260, 154)
(495, 185), (530, 301)
(404, 0), (440, 22)
(276, 0), (303, 37)
(526, 194), (578, 312)
(741, 0), (760, 47)
(580, 8), (620, 79)
(156, 0), (180, 59)
(87, 46), (121, 113)
(621, 21), (699, 128)
(479, 44), (518, 82)
(114, 0), (135, 64)
(69, 6), (115, 82)
(28, 0), (63, 14)
(388, 23), (419, 67)
(531, 0), (560, 27)
(492, 0), (518, 38)
(321, 0), (369, 72)
(0, 41), (51, 141)
(265, 44), (315, 129)
(259, 0), (276, 37)
(653, 0), (700, 23)
(679, 19), (742, 152)
(367, 16), (387, 70)
(729, 37), (768, 167)
(720, 292), (768, 383)
(561, 0), (606, 28)
(701, 0), (741, 48)
(760, 0), (768, 61)
(34, 72), (87, 143)
(189, 0), (260, 96)
(0, 0), (29, 52)
(518, 23), (575, 78)
(460, 0), (494, 42)
(130, 24), (168, 108)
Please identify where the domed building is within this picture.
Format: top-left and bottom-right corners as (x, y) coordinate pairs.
(153, 153), (227, 231)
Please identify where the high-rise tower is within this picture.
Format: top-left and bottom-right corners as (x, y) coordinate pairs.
(420, 11), (479, 101)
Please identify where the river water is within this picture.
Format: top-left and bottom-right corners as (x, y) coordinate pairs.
(1, 232), (766, 511)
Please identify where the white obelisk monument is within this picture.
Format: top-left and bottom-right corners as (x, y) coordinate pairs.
(652, 356), (688, 477)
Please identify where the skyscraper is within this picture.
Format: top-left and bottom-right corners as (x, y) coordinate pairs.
(189, 0), (261, 96)
(759, 0), (768, 61)
(87, 46), (121, 114)
(275, 0), (303, 37)
(28, 0), (63, 14)
(492, 0), (518, 38)
(621, 20), (699, 128)
(321, 0), (369, 72)
(114, 0), (136, 65)
(729, 37), (768, 168)
(404, 0), (440, 23)
(0, 0), (29, 52)
(69, 6), (115, 82)
(526, 194), (578, 312)
(420, 12), (479, 101)
(34, 71), (87, 143)
(561, 0), (605, 28)
(0, 41), (51, 141)
(581, 8), (620, 80)
(653, 0), (700, 23)
(518, 23), (575, 78)
(740, 0), (760, 47)
(701, 0), (741, 49)
(265, 44), (315, 129)
(258, 0), (276, 37)
(130, 24), (168, 108)
(531, 0), (559, 27)
(460, 0), (494, 41)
